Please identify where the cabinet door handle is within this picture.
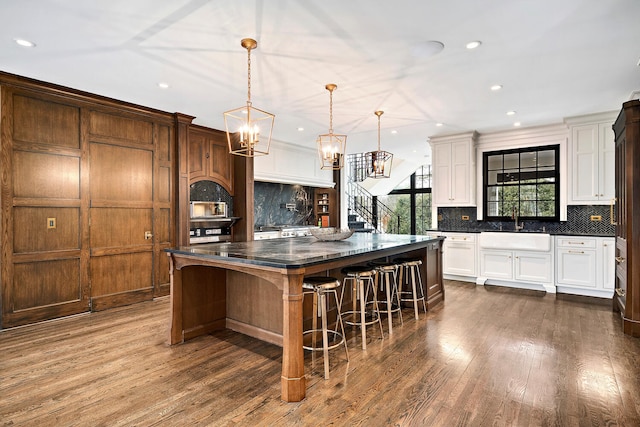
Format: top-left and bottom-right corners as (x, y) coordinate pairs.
(568, 250), (584, 254)
(567, 242), (584, 245)
(610, 197), (618, 225)
(615, 256), (626, 264)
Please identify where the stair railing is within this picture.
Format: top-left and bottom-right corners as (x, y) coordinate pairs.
(346, 180), (401, 234)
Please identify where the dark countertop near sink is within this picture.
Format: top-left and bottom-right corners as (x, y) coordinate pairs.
(434, 229), (614, 238)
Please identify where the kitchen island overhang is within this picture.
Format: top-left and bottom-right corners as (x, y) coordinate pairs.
(165, 233), (445, 402)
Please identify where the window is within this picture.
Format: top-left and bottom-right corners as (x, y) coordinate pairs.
(379, 165), (432, 234)
(483, 145), (559, 221)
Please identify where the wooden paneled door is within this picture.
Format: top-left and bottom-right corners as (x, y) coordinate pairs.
(1, 90), (90, 327)
(1, 77), (174, 328)
(88, 110), (173, 310)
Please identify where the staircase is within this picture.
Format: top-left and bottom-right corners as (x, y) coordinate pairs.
(345, 154), (401, 233)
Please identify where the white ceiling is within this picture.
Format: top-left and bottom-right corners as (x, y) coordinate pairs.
(1, 0), (639, 166)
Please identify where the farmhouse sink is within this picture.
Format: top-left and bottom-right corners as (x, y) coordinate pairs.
(478, 231), (551, 252)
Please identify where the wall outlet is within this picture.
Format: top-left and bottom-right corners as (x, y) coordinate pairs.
(461, 215), (470, 220)
(590, 215), (602, 222)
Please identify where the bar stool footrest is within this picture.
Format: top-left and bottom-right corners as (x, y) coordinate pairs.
(303, 330), (346, 352)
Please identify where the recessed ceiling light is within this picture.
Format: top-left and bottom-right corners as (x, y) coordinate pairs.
(14, 38), (35, 47)
(513, 122), (521, 127)
(157, 82), (170, 89)
(466, 41), (482, 50)
(506, 110), (516, 116)
(297, 127), (304, 131)
(435, 122), (443, 127)
(491, 84), (503, 91)
(391, 130), (398, 134)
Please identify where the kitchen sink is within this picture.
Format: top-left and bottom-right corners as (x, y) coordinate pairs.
(478, 231), (551, 251)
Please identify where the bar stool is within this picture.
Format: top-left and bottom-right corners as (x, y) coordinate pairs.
(394, 258), (427, 320)
(302, 276), (349, 380)
(369, 261), (403, 334)
(340, 265), (384, 350)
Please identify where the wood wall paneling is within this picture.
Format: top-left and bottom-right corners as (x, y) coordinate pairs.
(13, 207), (80, 253)
(13, 95), (80, 148)
(13, 151), (80, 199)
(13, 259), (81, 310)
(1, 72), (178, 327)
(89, 111), (153, 145)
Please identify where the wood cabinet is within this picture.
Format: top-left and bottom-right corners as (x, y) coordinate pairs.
(555, 236), (614, 298)
(188, 125), (233, 191)
(0, 72), (175, 328)
(613, 99), (640, 336)
(567, 112), (617, 204)
(442, 232), (477, 279)
(430, 131), (478, 207)
(314, 188), (337, 228)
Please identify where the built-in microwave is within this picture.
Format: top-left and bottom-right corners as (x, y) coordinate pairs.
(190, 201), (227, 219)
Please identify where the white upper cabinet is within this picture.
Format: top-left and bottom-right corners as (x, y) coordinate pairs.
(566, 112), (617, 204)
(430, 131), (478, 207)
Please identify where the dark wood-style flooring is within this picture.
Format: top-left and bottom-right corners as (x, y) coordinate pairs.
(2, 280), (640, 426)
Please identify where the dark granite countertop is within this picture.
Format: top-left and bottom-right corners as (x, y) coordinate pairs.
(436, 229), (614, 237)
(166, 233), (443, 269)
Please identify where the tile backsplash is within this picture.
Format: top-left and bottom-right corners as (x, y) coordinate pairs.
(254, 181), (314, 227)
(438, 205), (615, 236)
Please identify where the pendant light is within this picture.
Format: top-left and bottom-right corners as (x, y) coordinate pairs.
(366, 111), (393, 178)
(317, 84), (347, 170)
(223, 38), (275, 157)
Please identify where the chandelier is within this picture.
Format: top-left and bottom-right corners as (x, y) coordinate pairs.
(317, 84), (347, 170)
(365, 111), (393, 178)
(224, 38), (275, 157)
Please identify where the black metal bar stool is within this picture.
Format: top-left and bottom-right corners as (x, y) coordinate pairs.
(340, 265), (384, 350)
(302, 276), (349, 380)
(369, 261), (403, 334)
(394, 258), (427, 320)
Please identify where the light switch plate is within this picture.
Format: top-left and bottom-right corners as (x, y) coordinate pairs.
(47, 217), (56, 229)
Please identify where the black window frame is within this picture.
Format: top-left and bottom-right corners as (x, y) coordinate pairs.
(482, 145), (560, 221)
(387, 165), (432, 234)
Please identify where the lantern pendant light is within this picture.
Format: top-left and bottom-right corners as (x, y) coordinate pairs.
(366, 110), (393, 178)
(223, 38), (275, 157)
(317, 84), (347, 170)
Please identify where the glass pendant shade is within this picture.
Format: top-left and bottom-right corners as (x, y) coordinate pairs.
(317, 84), (346, 170)
(224, 38), (274, 157)
(365, 110), (393, 179)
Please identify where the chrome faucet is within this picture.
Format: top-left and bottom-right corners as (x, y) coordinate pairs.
(512, 206), (524, 231)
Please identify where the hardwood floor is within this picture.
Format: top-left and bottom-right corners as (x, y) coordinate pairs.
(2, 280), (640, 426)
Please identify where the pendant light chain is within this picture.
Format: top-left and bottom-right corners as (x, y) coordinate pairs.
(246, 45), (252, 106)
(329, 88), (334, 134)
(377, 112), (382, 151)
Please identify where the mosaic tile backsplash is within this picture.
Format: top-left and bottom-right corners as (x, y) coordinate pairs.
(437, 205), (615, 236)
(254, 182), (315, 227)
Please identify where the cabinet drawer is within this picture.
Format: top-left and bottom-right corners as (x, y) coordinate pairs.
(556, 237), (597, 249)
(443, 233), (476, 242)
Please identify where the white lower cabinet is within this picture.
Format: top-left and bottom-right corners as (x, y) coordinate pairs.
(555, 236), (615, 298)
(443, 232), (477, 279)
(479, 249), (554, 291)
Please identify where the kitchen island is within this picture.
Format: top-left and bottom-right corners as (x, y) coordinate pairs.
(165, 233), (444, 402)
